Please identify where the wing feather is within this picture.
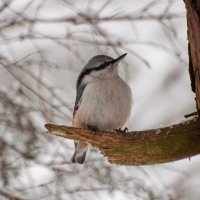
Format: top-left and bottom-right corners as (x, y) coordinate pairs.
(73, 83), (86, 116)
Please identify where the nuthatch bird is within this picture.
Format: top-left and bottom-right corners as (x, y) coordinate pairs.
(71, 53), (132, 163)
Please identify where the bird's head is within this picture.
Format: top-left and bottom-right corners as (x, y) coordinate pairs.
(77, 53), (127, 87)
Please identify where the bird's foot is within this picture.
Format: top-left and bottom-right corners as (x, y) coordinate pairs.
(115, 127), (128, 134)
(87, 125), (99, 132)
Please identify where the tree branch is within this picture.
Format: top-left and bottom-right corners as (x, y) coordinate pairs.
(45, 116), (200, 165)
(185, 0), (200, 113)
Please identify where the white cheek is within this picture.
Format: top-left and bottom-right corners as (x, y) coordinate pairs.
(90, 68), (112, 78)
(82, 74), (95, 85)
(91, 70), (105, 77)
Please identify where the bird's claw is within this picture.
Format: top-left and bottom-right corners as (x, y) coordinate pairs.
(115, 127), (128, 134)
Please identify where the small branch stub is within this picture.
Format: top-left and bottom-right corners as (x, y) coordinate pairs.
(45, 116), (200, 165)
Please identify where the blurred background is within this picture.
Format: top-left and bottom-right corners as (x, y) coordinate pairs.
(0, 0), (199, 199)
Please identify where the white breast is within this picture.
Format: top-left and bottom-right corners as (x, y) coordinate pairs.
(73, 76), (132, 131)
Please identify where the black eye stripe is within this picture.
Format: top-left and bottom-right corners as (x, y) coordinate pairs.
(94, 61), (111, 71)
(77, 60), (112, 88)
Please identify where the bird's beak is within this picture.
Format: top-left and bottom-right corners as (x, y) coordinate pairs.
(112, 53), (127, 65)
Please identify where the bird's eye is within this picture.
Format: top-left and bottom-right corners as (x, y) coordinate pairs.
(107, 64), (112, 69)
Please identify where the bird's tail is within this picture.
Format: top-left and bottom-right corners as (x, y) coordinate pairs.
(71, 141), (90, 164)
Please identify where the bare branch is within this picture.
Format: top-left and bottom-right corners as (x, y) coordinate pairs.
(20, 12), (184, 24)
(45, 116), (200, 165)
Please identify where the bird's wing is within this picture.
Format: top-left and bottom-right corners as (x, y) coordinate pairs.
(73, 83), (86, 116)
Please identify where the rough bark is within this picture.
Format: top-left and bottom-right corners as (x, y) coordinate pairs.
(45, 116), (200, 165)
(185, 0), (200, 113)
